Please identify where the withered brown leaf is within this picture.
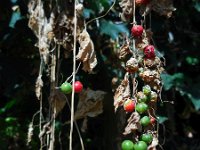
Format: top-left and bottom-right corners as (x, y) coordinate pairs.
(35, 75), (43, 100)
(119, 0), (133, 21)
(28, 0), (55, 64)
(148, 134), (159, 150)
(135, 30), (152, 51)
(123, 112), (141, 135)
(50, 89), (67, 117)
(74, 88), (106, 120)
(119, 42), (131, 59)
(151, 0), (176, 18)
(114, 73), (131, 112)
(77, 29), (97, 73)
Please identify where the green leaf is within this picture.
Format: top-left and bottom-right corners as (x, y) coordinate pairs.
(157, 115), (168, 124)
(186, 56), (199, 65)
(83, 8), (95, 19)
(100, 0), (112, 9)
(178, 84), (200, 110)
(194, 2), (200, 12)
(9, 10), (22, 28)
(5, 117), (17, 123)
(161, 73), (184, 90)
(161, 74), (174, 90)
(100, 20), (129, 39)
(0, 99), (17, 115)
(4, 99), (17, 110)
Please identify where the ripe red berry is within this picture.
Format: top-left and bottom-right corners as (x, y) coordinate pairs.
(131, 25), (144, 37)
(74, 81), (83, 93)
(136, 0), (150, 6)
(150, 117), (156, 124)
(144, 45), (155, 59)
(123, 99), (135, 113)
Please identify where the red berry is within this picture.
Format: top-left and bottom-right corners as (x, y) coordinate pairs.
(123, 99), (135, 113)
(150, 117), (156, 124)
(74, 81), (83, 93)
(136, 0), (150, 6)
(144, 45), (155, 59)
(131, 25), (144, 37)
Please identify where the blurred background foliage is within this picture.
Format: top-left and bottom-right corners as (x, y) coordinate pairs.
(0, 0), (200, 149)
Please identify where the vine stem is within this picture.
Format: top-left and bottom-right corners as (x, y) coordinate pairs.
(69, 1), (77, 150)
(38, 0), (44, 149)
(85, 0), (116, 27)
(132, 0), (136, 57)
(64, 94), (85, 150)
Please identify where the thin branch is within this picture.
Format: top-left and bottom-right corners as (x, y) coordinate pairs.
(69, 1), (78, 150)
(86, 0), (116, 27)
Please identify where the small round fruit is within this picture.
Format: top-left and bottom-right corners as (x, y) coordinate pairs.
(60, 82), (72, 94)
(74, 81), (83, 93)
(150, 117), (156, 124)
(134, 141), (148, 150)
(136, 103), (148, 114)
(131, 25), (144, 37)
(142, 85), (151, 96)
(150, 91), (158, 102)
(121, 140), (134, 150)
(137, 92), (148, 103)
(136, 0), (150, 6)
(141, 133), (153, 144)
(124, 99), (135, 113)
(140, 116), (150, 126)
(144, 45), (155, 59)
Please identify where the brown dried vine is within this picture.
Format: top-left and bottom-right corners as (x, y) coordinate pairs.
(27, 0), (99, 149)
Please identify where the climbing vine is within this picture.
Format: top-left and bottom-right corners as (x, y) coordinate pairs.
(114, 0), (175, 150)
(26, 0), (175, 149)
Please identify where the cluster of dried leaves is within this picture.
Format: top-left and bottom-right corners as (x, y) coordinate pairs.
(28, 0), (97, 73)
(27, 0), (101, 147)
(119, 0), (175, 21)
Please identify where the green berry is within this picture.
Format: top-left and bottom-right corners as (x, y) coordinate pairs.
(121, 140), (134, 150)
(142, 85), (151, 95)
(136, 103), (148, 114)
(137, 92), (148, 103)
(150, 91), (158, 102)
(141, 133), (153, 144)
(60, 82), (72, 94)
(134, 141), (148, 150)
(140, 116), (150, 126)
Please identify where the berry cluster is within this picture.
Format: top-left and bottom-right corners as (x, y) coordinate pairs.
(122, 85), (157, 150)
(60, 81), (83, 94)
(115, 1), (165, 150)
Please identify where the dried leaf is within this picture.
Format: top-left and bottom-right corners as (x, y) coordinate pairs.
(35, 75), (43, 100)
(76, 4), (84, 17)
(119, 0), (133, 21)
(126, 57), (139, 73)
(27, 122), (34, 145)
(28, 0), (55, 64)
(114, 73), (131, 112)
(77, 29), (97, 73)
(50, 89), (67, 117)
(144, 57), (162, 68)
(151, 0), (176, 17)
(135, 30), (152, 51)
(119, 41), (131, 59)
(74, 88), (106, 120)
(123, 112), (141, 135)
(148, 134), (159, 150)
